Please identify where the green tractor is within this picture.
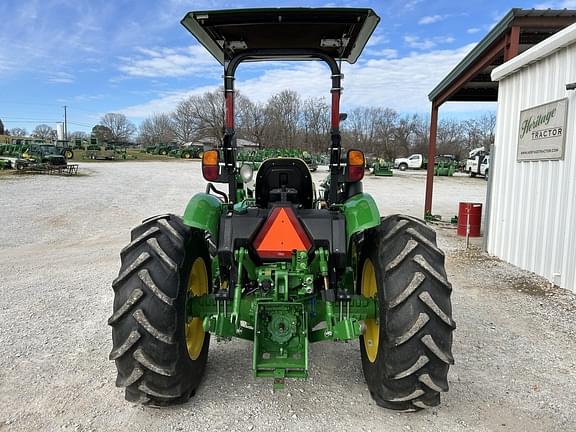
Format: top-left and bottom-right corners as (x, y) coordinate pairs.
(109, 8), (454, 411)
(15, 143), (67, 170)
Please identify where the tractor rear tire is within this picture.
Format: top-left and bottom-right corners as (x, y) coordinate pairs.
(359, 214), (455, 411)
(109, 214), (211, 405)
(64, 150), (74, 159)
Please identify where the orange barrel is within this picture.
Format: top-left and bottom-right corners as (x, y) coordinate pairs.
(457, 202), (482, 237)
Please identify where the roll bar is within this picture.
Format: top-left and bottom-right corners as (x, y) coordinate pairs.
(222, 49), (343, 204)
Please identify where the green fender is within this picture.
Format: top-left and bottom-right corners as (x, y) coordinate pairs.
(182, 193), (222, 242)
(342, 193), (381, 244)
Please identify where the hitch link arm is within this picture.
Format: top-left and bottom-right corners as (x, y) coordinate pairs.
(230, 247), (247, 327)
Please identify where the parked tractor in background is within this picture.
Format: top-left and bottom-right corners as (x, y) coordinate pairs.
(109, 8), (454, 412)
(54, 140), (75, 160)
(301, 151), (318, 172)
(15, 143), (67, 170)
(370, 158), (394, 176)
(168, 145), (204, 159)
(434, 155), (458, 177)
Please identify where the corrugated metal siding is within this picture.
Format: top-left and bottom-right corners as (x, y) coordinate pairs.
(488, 43), (576, 292)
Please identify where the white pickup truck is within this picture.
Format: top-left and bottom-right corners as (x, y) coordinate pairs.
(466, 147), (489, 179)
(393, 154), (426, 171)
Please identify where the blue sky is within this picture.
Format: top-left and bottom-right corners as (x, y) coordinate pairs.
(1, 0), (574, 134)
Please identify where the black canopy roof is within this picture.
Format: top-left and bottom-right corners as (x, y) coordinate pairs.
(181, 8), (380, 65)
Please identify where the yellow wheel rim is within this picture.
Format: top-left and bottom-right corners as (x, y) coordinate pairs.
(186, 257), (208, 360)
(362, 258), (379, 363)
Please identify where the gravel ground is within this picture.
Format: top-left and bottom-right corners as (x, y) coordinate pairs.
(1, 162), (575, 432)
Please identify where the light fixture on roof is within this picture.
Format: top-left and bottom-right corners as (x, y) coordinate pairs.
(320, 38), (350, 48)
(219, 40), (248, 50)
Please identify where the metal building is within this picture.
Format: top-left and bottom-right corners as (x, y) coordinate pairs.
(425, 9), (576, 216)
(488, 23), (576, 292)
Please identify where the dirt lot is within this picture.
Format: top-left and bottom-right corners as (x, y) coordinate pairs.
(1, 162), (575, 432)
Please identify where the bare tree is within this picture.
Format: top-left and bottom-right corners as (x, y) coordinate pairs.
(32, 124), (57, 140)
(461, 112), (496, 156)
(374, 108), (399, 159)
(437, 119), (464, 157)
(138, 113), (175, 145)
(265, 90), (301, 148)
(69, 131), (88, 142)
(8, 127), (27, 137)
(184, 90), (225, 145)
(92, 125), (113, 142)
(172, 98), (200, 144)
(301, 97), (330, 152)
(100, 113), (136, 143)
(237, 97), (268, 147)
(392, 115), (416, 157)
(411, 114), (430, 155)
(346, 107), (381, 154)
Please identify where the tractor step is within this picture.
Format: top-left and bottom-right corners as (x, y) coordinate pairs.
(253, 301), (308, 386)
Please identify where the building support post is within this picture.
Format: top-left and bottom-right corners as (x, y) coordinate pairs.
(504, 26), (520, 61)
(424, 101), (439, 217)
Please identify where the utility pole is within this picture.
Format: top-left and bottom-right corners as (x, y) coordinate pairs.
(63, 105), (68, 141)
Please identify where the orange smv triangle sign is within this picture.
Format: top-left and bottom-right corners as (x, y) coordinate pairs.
(254, 207), (311, 258)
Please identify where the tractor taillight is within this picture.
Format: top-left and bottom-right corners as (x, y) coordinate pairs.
(202, 150), (219, 181)
(347, 149), (365, 182)
(253, 207), (312, 259)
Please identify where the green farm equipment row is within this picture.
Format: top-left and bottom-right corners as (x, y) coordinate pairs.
(434, 161), (457, 176)
(370, 158), (394, 176)
(238, 148), (320, 172)
(144, 144), (204, 159)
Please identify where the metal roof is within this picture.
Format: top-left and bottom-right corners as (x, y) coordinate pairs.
(428, 8), (576, 104)
(492, 22), (576, 80)
(181, 8), (380, 65)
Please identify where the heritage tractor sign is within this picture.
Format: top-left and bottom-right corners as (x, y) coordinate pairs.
(517, 98), (568, 161)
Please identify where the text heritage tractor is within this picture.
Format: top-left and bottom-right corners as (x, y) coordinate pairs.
(109, 8), (455, 411)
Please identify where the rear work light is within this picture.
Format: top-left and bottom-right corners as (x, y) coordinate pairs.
(347, 149), (365, 182)
(253, 207), (312, 259)
(202, 150), (219, 181)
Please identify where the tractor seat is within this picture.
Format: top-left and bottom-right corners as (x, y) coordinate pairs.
(255, 158), (313, 209)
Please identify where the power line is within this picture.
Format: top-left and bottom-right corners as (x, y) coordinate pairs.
(2, 120), (61, 124)
(68, 121), (94, 128)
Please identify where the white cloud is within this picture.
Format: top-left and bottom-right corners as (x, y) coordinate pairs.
(118, 86), (215, 118)
(404, 35), (455, 50)
(117, 43), (495, 120)
(404, 0), (423, 11)
(118, 45), (218, 78)
(534, 0), (576, 7)
(404, 36), (436, 50)
(48, 71), (75, 84)
(467, 28), (481, 34)
(418, 15), (445, 25)
(435, 36), (456, 44)
(366, 34), (390, 47)
(366, 48), (399, 59)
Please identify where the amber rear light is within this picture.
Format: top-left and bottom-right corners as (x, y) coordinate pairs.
(347, 149), (365, 182)
(202, 150), (219, 181)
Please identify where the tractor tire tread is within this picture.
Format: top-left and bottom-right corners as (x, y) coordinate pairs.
(109, 214), (210, 405)
(360, 214), (454, 411)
